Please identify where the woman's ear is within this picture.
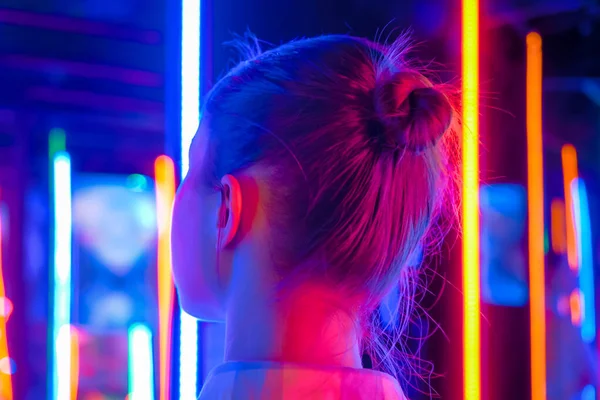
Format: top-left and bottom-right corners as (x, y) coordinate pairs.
(217, 174), (242, 249)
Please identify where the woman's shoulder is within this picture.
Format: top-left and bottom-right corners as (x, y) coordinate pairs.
(198, 361), (407, 400)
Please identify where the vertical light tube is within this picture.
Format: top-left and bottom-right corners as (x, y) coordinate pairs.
(550, 199), (566, 254)
(462, 0), (481, 399)
(0, 192), (13, 399)
(155, 156), (176, 400)
(561, 144), (579, 270)
(179, 313), (199, 400)
(70, 326), (79, 400)
(129, 324), (155, 400)
(571, 178), (595, 343)
(181, 0), (201, 178)
(52, 152), (73, 400)
(180, 0), (201, 398)
(526, 31), (547, 400)
(569, 288), (582, 326)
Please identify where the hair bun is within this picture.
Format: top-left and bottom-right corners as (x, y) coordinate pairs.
(373, 71), (453, 154)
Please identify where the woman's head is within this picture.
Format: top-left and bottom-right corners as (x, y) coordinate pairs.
(172, 34), (457, 355)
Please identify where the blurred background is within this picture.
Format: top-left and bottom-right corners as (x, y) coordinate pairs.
(0, 0), (599, 399)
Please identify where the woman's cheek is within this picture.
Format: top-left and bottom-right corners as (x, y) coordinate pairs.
(171, 182), (223, 320)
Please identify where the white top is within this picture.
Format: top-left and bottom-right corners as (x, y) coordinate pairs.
(198, 362), (407, 399)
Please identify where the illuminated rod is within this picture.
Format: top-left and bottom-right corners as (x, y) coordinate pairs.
(526, 31), (546, 400)
(179, 314), (198, 399)
(550, 199), (566, 254)
(52, 152), (73, 400)
(571, 178), (595, 342)
(155, 156), (176, 400)
(0, 192), (13, 400)
(180, 0), (201, 398)
(461, 0), (481, 399)
(128, 324), (155, 400)
(561, 144), (579, 270)
(569, 288), (582, 326)
(70, 326), (79, 400)
(181, 0), (201, 178)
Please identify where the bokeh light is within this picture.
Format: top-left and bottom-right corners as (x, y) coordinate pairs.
(0, 357), (16, 375)
(0, 298), (13, 321)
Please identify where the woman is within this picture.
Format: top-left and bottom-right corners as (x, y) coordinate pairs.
(171, 34), (458, 399)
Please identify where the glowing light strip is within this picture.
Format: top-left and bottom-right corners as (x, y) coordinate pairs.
(179, 315), (199, 399)
(180, 0), (201, 398)
(180, 0), (201, 178)
(550, 199), (566, 254)
(526, 31), (546, 400)
(70, 326), (79, 400)
(461, 0), (481, 399)
(155, 156), (176, 400)
(570, 288), (582, 326)
(561, 144), (579, 270)
(571, 178), (595, 342)
(52, 152), (73, 400)
(0, 192), (13, 400)
(128, 324), (155, 400)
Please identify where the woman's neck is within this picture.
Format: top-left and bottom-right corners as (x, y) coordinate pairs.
(224, 283), (363, 368)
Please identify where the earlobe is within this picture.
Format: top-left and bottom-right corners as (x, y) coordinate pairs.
(218, 174), (242, 249)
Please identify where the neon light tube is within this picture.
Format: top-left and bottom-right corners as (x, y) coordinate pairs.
(462, 0), (481, 399)
(181, 0), (201, 178)
(526, 31), (546, 400)
(550, 199), (566, 254)
(70, 326), (79, 400)
(179, 315), (199, 400)
(128, 324), (155, 400)
(52, 152), (73, 400)
(0, 192), (13, 400)
(569, 288), (582, 326)
(571, 178), (595, 342)
(561, 144), (579, 270)
(180, 0), (201, 397)
(155, 156), (176, 400)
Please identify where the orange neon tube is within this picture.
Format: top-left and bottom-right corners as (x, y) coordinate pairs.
(462, 0), (481, 399)
(0, 191), (13, 400)
(561, 144), (579, 270)
(550, 199), (566, 254)
(70, 326), (79, 400)
(569, 289), (582, 326)
(155, 156), (176, 400)
(526, 31), (547, 400)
